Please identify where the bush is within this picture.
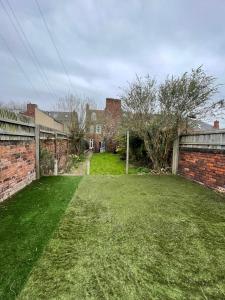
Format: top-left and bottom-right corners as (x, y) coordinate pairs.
(116, 132), (149, 165)
(66, 154), (85, 172)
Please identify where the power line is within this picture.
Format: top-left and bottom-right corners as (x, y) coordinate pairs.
(6, 0), (59, 100)
(34, 0), (75, 94)
(0, 32), (40, 98)
(0, 0), (59, 100)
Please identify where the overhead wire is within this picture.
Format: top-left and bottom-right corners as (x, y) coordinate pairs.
(0, 32), (40, 98)
(34, 0), (75, 94)
(0, 0), (59, 100)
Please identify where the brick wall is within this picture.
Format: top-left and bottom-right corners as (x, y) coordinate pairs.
(177, 131), (225, 192)
(0, 108), (70, 202)
(105, 98), (121, 152)
(0, 140), (36, 201)
(178, 148), (225, 192)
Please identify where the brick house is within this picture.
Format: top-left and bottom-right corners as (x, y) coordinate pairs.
(85, 98), (121, 152)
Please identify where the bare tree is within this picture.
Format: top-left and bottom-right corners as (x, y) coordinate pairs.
(159, 67), (223, 126)
(121, 75), (161, 167)
(56, 94), (95, 154)
(0, 100), (28, 111)
(121, 67), (224, 170)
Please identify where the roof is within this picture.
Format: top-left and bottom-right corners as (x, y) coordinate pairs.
(188, 119), (218, 131)
(45, 111), (78, 124)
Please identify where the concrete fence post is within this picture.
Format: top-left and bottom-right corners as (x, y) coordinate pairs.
(54, 132), (58, 175)
(126, 130), (129, 175)
(54, 159), (58, 176)
(172, 136), (180, 175)
(87, 160), (90, 175)
(35, 125), (40, 179)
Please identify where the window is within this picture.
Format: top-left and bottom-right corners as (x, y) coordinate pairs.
(96, 124), (102, 134)
(90, 125), (94, 133)
(91, 112), (96, 121)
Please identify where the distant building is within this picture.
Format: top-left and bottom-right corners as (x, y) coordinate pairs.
(46, 111), (78, 132)
(23, 103), (65, 132)
(85, 98), (122, 152)
(188, 119), (220, 132)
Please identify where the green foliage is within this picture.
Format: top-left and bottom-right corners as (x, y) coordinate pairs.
(70, 129), (88, 155)
(39, 148), (54, 176)
(19, 175), (225, 299)
(0, 176), (81, 299)
(121, 67), (223, 170)
(116, 132), (148, 165)
(66, 153), (85, 172)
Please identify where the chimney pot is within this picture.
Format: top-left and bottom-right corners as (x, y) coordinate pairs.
(213, 120), (219, 129)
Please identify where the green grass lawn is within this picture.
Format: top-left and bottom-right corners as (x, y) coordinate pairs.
(90, 152), (139, 175)
(0, 176), (81, 300)
(19, 175), (225, 299)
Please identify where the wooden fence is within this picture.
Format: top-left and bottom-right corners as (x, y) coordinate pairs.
(0, 108), (69, 201)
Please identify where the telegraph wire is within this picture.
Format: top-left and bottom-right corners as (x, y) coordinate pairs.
(0, 0), (59, 100)
(5, 0), (59, 100)
(0, 32), (40, 98)
(34, 0), (75, 94)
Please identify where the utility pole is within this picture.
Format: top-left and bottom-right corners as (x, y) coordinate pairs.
(126, 130), (129, 175)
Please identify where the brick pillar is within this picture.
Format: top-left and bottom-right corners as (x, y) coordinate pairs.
(213, 120), (220, 129)
(24, 103), (37, 118)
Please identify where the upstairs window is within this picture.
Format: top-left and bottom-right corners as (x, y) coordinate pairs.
(91, 112), (96, 121)
(96, 124), (102, 134)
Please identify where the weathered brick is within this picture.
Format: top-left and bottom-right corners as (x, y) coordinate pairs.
(0, 141), (36, 201)
(179, 150), (225, 191)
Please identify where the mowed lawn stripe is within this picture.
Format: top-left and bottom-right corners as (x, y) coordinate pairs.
(90, 153), (139, 175)
(0, 176), (81, 300)
(19, 175), (225, 299)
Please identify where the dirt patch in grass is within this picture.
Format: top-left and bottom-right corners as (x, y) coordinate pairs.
(19, 175), (225, 299)
(0, 176), (81, 299)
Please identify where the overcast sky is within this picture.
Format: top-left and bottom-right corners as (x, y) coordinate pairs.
(0, 0), (224, 125)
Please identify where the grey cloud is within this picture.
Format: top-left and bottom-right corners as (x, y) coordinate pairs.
(0, 0), (224, 125)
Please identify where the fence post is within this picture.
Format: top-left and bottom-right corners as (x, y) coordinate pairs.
(54, 132), (58, 176)
(126, 130), (129, 175)
(35, 125), (40, 179)
(87, 160), (90, 175)
(172, 136), (180, 175)
(54, 159), (58, 176)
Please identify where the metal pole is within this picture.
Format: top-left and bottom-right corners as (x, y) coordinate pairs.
(87, 160), (90, 175)
(172, 136), (180, 175)
(126, 130), (129, 175)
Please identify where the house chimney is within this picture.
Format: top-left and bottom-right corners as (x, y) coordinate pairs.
(24, 103), (37, 118)
(213, 120), (219, 129)
(105, 98), (121, 114)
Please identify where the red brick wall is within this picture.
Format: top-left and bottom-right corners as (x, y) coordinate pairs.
(179, 149), (225, 192)
(0, 141), (36, 201)
(105, 98), (121, 152)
